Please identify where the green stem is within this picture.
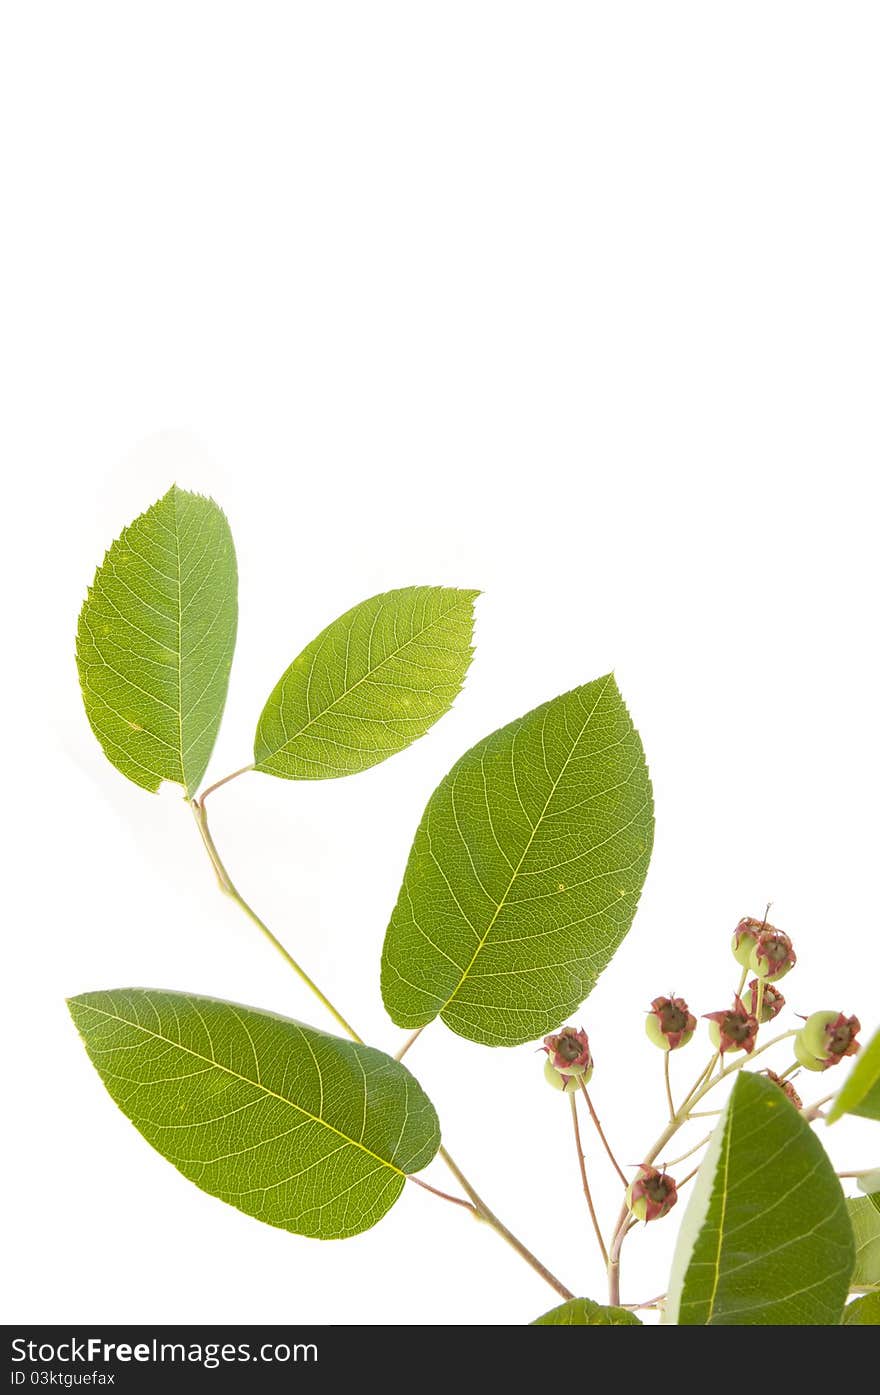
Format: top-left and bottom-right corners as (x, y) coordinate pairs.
(663, 1050), (675, 1121)
(569, 1092), (609, 1267)
(190, 797), (573, 1302)
(191, 799), (364, 1042)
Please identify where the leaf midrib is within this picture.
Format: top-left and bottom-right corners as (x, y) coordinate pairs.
(705, 1109), (733, 1323)
(75, 1000), (407, 1178)
(171, 491), (185, 791)
(439, 674), (613, 1019)
(259, 591), (471, 763)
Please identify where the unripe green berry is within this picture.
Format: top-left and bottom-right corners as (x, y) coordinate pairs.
(794, 1032), (828, 1072)
(708, 1019), (745, 1053)
(748, 928), (796, 983)
(800, 1010), (839, 1060)
(731, 918), (760, 968)
(645, 996), (696, 1051)
(796, 1010), (861, 1068)
(625, 1167), (678, 1221)
(543, 1057), (583, 1092)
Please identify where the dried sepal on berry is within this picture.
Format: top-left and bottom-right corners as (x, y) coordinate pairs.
(761, 1069), (803, 1109)
(795, 1011), (860, 1071)
(542, 1026), (593, 1079)
(731, 916), (763, 968)
(704, 996), (759, 1054)
(748, 927), (796, 983)
(625, 1166), (678, 1222)
(742, 979), (785, 1023)
(645, 996), (696, 1051)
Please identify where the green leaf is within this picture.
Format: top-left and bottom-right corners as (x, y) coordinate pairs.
(381, 674), (653, 1046)
(827, 1027), (880, 1123)
(858, 1170), (880, 1197)
(68, 989), (440, 1239)
(76, 486), (237, 798)
(843, 1293), (880, 1324)
(849, 1197), (880, 1291)
(666, 1071), (854, 1325)
(253, 586), (478, 780)
(532, 1298), (642, 1325)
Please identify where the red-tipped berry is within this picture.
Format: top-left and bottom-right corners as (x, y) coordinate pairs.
(748, 927), (796, 983)
(762, 1069), (803, 1109)
(742, 979), (785, 1023)
(625, 1167), (678, 1222)
(795, 1011), (860, 1071)
(542, 1026), (593, 1082)
(645, 996), (696, 1051)
(704, 996), (759, 1054)
(731, 916), (763, 968)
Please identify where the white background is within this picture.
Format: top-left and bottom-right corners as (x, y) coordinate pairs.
(2, 3), (878, 1327)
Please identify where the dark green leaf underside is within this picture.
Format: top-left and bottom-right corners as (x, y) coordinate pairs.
(68, 989), (440, 1239)
(667, 1072), (853, 1325)
(381, 674), (653, 1046)
(828, 1028), (880, 1123)
(532, 1298), (641, 1325)
(254, 586), (478, 780)
(76, 486), (237, 797)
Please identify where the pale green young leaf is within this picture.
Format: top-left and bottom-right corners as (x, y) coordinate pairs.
(253, 586), (478, 779)
(76, 487), (237, 797)
(827, 1027), (880, 1123)
(666, 1072), (853, 1325)
(381, 674), (653, 1046)
(858, 1170), (880, 1197)
(532, 1298), (642, 1325)
(843, 1293), (880, 1324)
(68, 989), (440, 1240)
(848, 1197), (880, 1291)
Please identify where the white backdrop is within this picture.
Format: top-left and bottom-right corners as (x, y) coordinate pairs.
(2, 3), (878, 1328)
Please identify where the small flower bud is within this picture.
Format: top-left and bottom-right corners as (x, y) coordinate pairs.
(645, 996), (696, 1051)
(704, 995), (759, 1054)
(748, 927), (796, 983)
(761, 1069), (803, 1109)
(625, 1166), (678, 1222)
(731, 916), (762, 968)
(741, 979), (785, 1023)
(796, 1011), (861, 1070)
(543, 1057), (580, 1092)
(542, 1026), (594, 1083)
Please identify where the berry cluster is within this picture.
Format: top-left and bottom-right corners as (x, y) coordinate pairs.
(541, 914), (861, 1228)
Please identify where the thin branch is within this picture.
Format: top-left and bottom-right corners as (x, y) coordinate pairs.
(190, 797), (575, 1302)
(579, 1081), (628, 1186)
(662, 1131), (714, 1170)
(197, 764), (255, 804)
(664, 1051), (675, 1121)
(437, 1147), (574, 1301)
(191, 800), (364, 1042)
(395, 1027), (425, 1061)
(800, 1091), (836, 1122)
(408, 1175), (476, 1213)
(569, 1093), (609, 1267)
